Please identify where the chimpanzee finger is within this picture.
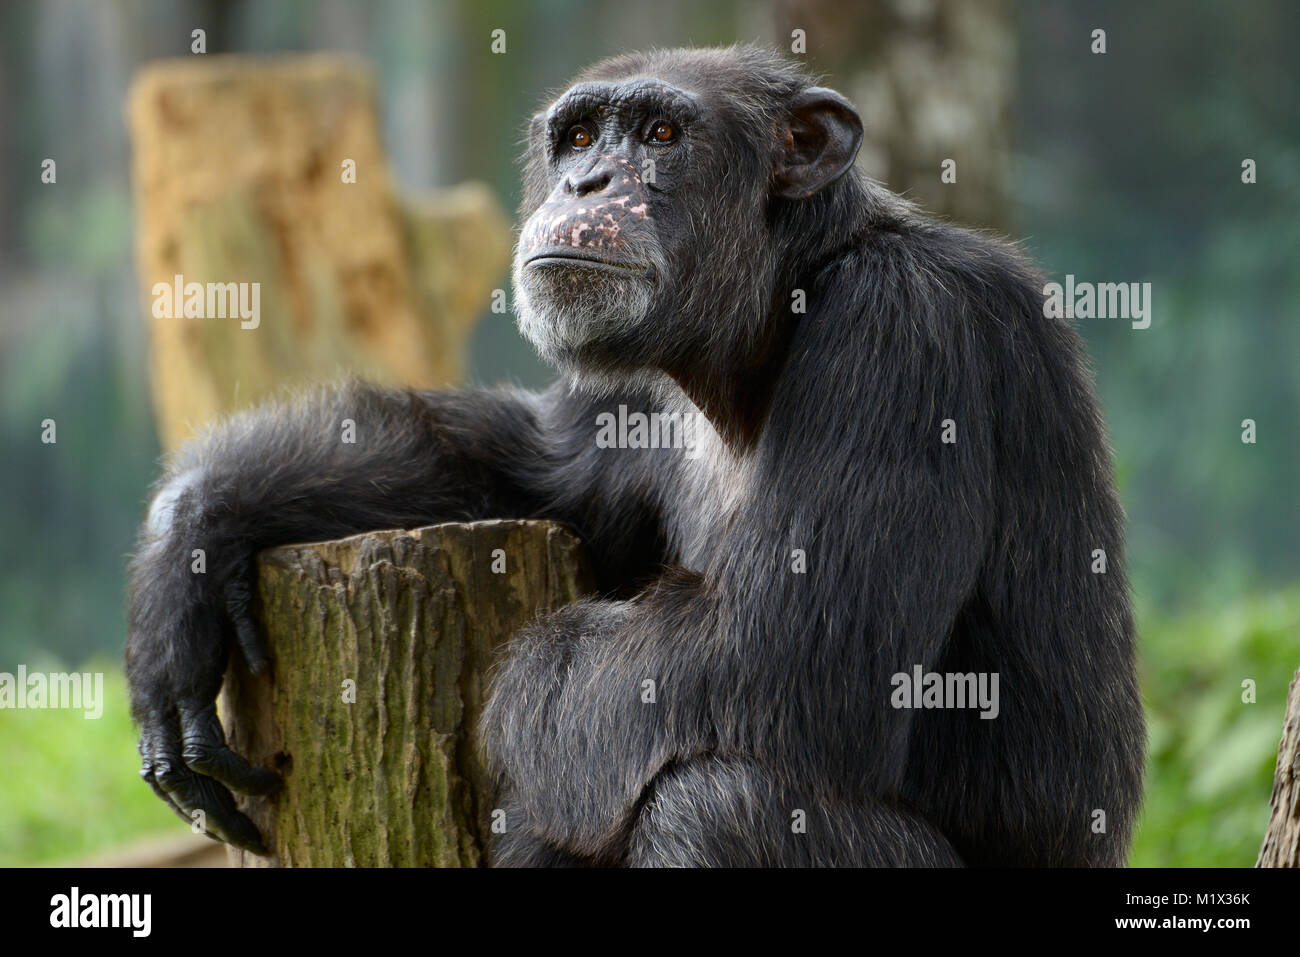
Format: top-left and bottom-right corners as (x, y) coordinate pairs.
(159, 763), (268, 854)
(143, 709), (268, 853)
(179, 700), (281, 795)
(138, 723), (192, 825)
(224, 576), (270, 676)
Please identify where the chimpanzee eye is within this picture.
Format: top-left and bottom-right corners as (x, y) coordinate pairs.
(649, 120), (677, 144)
(567, 125), (593, 150)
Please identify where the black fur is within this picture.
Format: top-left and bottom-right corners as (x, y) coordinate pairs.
(126, 46), (1144, 867)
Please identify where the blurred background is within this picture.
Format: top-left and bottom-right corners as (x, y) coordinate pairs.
(0, 0), (1296, 867)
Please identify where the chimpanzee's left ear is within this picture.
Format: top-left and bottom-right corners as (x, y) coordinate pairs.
(773, 87), (864, 200)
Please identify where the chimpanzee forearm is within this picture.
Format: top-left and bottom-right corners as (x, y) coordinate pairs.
(124, 380), (582, 849)
(480, 580), (712, 862)
(149, 382), (555, 556)
(129, 382), (559, 702)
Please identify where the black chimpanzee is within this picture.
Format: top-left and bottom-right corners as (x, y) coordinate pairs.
(126, 46), (1145, 867)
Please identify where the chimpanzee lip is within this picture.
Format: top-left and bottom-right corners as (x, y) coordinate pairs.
(525, 250), (651, 274)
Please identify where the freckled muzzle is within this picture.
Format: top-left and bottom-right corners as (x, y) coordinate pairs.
(520, 154), (653, 268)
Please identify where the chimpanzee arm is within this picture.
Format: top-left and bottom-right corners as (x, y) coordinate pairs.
(125, 379), (661, 851)
(481, 573), (720, 863)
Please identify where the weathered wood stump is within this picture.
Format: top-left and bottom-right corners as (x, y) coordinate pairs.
(127, 54), (511, 451)
(1258, 667), (1300, 867)
(220, 519), (594, 867)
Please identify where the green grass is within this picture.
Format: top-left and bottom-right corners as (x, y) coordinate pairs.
(1130, 586), (1299, 866)
(0, 655), (179, 865)
(1, 588), (1296, 866)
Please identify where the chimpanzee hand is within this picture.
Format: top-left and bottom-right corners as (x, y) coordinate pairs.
(126, 484), (281, 854)
(123, 382), (564, 854)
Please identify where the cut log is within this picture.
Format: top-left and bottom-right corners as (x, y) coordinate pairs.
(1258, 667), (1300, 867)
(126, 54), (511, 450)
(220, 519), (594, 867)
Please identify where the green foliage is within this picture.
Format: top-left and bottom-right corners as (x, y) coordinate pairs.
(1130, 588), (1299, 866)
(0, 656), (178, 866)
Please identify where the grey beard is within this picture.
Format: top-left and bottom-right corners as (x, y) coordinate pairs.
(512, 259), (657, 368)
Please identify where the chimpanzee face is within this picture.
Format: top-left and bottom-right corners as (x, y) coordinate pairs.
(511, 62), (863, 377)
(512, 78), (706, 371)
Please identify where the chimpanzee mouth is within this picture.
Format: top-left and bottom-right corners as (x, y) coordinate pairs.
(524, 250), (652, 275)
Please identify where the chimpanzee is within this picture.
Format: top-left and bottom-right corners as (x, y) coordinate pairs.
(126, 45), (1145, 867)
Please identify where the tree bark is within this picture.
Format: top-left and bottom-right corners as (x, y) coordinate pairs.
(1258, 667), (1300, 867)
(220, 519), (594, 867)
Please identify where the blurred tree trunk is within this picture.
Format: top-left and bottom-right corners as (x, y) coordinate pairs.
(220, 519), (593, 867)
(1258, 667), (1300, 867)
(772, 0), (1015, 232)
(127, 55), (511, 450)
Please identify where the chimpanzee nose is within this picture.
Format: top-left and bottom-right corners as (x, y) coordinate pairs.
(567, 157), (617, 197)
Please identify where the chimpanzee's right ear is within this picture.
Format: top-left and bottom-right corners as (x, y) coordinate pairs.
(773, 87), (864, 200)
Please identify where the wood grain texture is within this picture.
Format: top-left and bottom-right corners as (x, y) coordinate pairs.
(220, 519), (593, 867)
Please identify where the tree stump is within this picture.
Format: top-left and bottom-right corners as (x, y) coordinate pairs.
(126, 54), (511, 451)
(219, 519), (594, 867)
(1258, 667), (1300, 867)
